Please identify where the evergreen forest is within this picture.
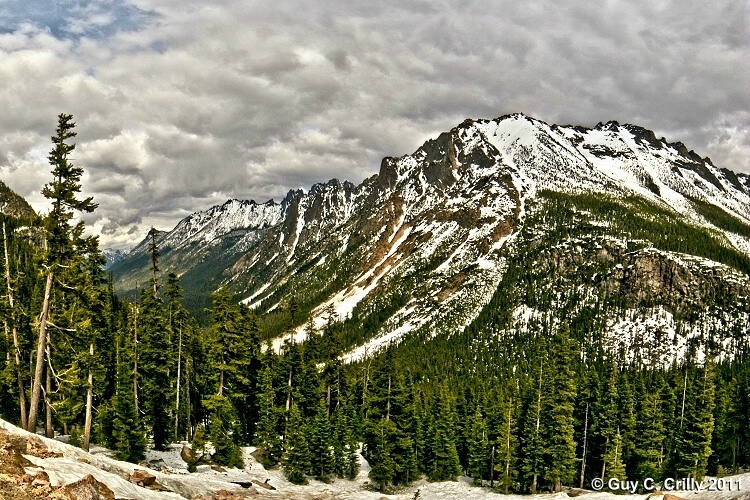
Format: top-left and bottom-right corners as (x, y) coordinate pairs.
(2, 114), (750, 495)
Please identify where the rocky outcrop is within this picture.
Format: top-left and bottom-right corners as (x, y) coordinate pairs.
(129, 469), (157, 487)
(61, 474), (116, 500)
(0, 181), (35, 219)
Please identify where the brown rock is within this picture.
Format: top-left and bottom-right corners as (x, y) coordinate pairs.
(181, 444), (197, 464)
(215, 489), (249, 499)
(663, 495), (687, 500)
(77, 457), (90, 464)
(61, 474), (115, 500)
(193, 491), (249, 500)
(31, 470), (50, 488)
(33, 487), (51, 497)
(129, 468), (157, 486)
(27, 438), (62, 459)
(567, 488), (582, 497)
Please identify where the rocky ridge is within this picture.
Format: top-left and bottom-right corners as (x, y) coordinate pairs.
(0, 181), (35, 219)
(110, 114), (750, 361)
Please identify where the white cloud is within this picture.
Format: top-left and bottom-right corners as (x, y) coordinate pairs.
(0, 0), (747, 249)
(706, 113), (750, 172)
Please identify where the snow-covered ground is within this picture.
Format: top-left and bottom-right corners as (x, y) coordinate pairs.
(3, 417), (749, 499)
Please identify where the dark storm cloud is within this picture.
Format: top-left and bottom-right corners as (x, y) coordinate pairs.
(0, 0), (747, 248)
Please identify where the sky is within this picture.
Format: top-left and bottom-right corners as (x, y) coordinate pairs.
(0, 0), (748, 249)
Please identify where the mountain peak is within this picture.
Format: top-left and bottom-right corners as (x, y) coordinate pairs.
(111, 114), (750, 362)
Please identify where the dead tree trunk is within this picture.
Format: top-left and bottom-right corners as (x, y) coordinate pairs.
(3, 221), (27, 429)
(83, 342), (94, 451)
(133, 299), (139, 415)
(185, 357), (192, 441)
(174, 325), (182, 441)
(45, 333), (53, 438)
(580, 402), (589, 489)
(285, 368), (292, 411)
(27, 270), (53, 432)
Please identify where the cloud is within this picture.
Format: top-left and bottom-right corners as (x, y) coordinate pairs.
(0, 0), (747, 249)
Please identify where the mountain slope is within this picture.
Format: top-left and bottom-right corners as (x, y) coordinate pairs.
(111, 113), (750, 359)
(0, 181), (35, 219)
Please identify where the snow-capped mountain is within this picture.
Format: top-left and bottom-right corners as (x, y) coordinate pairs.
(111, 113), (750, 362)
(102, 248), (128, 269)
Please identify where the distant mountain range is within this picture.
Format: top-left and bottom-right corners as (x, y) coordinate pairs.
(106, 113), (750, 363)
(102, 248), (127, 269)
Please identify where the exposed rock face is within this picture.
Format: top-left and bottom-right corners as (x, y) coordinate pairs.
(0, 181), (35, 219)
(61, 474), (116, 500)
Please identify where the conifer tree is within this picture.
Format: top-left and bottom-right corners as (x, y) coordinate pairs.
(634, 384), (666, 480)
(236, 305), (262, 443)
(28, 113), (97, 433)
(138, 284), (171, 450)
(467, 406), (488, 484)
(603, 429), (626, 487)
(203, 394), (243, 468)
(340, 398), (361, 479)
(256, 359), (282, 466)
(670, 362), (715, 480)
(331, 408), (346, 477)
(112, 335), (146, 462)
(64, 234), (109, 451)
(427, 386), (462, 481)
(616, 371), (637, 472)
(282, 405), (311, 484)
(712, 376), (744, 474)
(205, 288), (257, 437)
(395, 384), (420, 485)
(368, 419), (397, 490)
(420, 400), (435, 473)
(362, 350), (418, 486)
(493, 395), (518, 494)
(192, 423), (207, 457)
(165, 272), (192, 441)
(2, 216), (28, 429)
(595, 362), (620, 481)
(540, 324), (577, 492)
(308, 400), (333, 481)
(520, 361), (544, 493)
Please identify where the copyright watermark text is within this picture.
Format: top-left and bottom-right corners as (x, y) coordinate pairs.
(591, 476), (742, 494)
